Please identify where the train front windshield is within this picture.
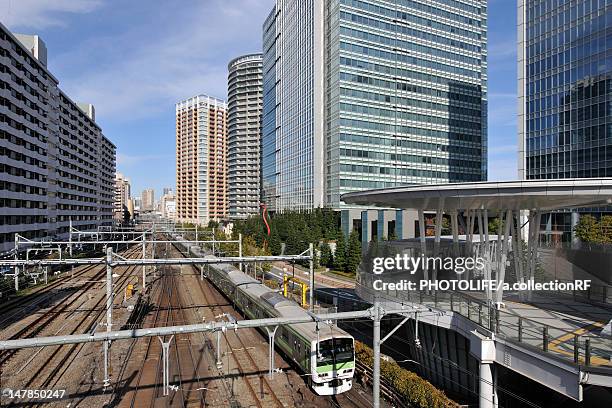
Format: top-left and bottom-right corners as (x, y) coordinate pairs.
(317, 338), (354, 367)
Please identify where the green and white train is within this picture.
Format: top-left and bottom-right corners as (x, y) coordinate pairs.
(173, 236), (355, 395)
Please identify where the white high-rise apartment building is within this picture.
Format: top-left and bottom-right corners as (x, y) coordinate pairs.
(0, 24), (116, 252)
(227, 54), (263, 219)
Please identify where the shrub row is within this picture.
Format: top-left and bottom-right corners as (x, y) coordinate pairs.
(355, 341), (458, 408)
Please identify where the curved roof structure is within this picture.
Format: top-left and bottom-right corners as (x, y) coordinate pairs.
(341, 178), (612, 211)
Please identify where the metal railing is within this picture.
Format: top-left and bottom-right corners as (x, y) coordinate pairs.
(430, 290), (610, 369)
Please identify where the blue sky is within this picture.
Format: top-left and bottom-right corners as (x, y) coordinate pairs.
(2, 0), (518, 197)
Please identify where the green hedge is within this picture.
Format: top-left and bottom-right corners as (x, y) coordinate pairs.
(355, 341), (458, 408)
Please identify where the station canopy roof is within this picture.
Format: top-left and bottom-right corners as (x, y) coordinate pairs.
(341, 178), (612, 212)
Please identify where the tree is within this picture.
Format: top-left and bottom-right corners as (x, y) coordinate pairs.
(346, 229), (362, 274)
(441, 217), (451, 235)
(488, 217), (505, 234)
(319, 242), (333, 268)
(574, 215), (600, 243)
(269, 229), (282, 255)
(333, 229), (347, 271)
(600, 215), (612, 244)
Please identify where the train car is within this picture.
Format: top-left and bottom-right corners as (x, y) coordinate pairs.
(171, 235), (355, 395)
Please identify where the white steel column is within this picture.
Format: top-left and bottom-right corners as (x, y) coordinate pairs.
(480, 362), (495, 408)
(512, 213), (526, 301)
(496, 209), (513, 304)
(418, 209), (427, 281)
(450, 210), (459, 258)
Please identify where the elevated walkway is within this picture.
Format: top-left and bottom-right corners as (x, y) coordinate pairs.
(357, 284), (612, 403)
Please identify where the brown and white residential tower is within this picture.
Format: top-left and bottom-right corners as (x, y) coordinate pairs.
(175, 95), (228, 225)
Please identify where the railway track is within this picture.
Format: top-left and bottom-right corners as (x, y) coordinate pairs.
(115, 271), (167, 408)
(0, 245), (144, 406)
(0, 247), (141, 368)
(0, 263), (99, 329)
(177, 243), (286, 408)
(112, 239), (210, 408)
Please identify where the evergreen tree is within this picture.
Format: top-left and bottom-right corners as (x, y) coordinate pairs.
(441, 217), (451, 235)
(601, 215), (612, 244)
(334, 229), (347, 271)
(488, 217), (505, 234)
(269, 229), (282, 255)
(574, 215), (600, 243)
(319, 242), (333, 268)
(346, 229), (362, 274)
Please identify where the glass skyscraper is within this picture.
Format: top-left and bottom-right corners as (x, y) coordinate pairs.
(262, 8), (278, 212)
(518, 0), (612, 241)
(519, 0), (612, 180)
(263, 0), (488, 211)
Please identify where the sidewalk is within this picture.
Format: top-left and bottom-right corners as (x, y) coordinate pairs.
(271, 261), (355, 289)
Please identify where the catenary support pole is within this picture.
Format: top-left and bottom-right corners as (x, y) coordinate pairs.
(266, 326), (278, 378)
(158, 336), (174, 396)
(69, 218), (73, 257)
(104, 246), (113, 386)
(239, 233), (243, 272)
(372, 297), (382, 408)
(142, 233), (146, 290)
(309, 243), (314, 311)
(216, 330), (222, 368)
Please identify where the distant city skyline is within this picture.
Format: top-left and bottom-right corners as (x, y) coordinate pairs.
(0, 0), (518, 196)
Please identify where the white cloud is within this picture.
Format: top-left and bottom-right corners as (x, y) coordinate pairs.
(1, 0), (103, 29)
(488, 39), (517, 60)
(52, 0), (273, 122)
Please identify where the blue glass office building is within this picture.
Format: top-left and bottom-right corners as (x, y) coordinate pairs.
(518, 0), (612, 240)
(262, 7), (278, 211)
(263, 0), (488, 211)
